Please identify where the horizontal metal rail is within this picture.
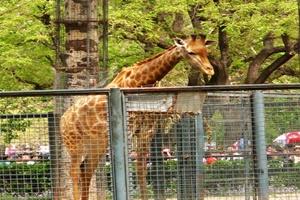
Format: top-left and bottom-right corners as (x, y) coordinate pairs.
(0, 84), (299, 97)
(121, 84), (300, 93)
(0, 88), (109, 97)
(0, 113), (51, 119)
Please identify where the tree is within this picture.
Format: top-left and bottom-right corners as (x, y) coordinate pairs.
(0, 0), (55, 91)
(184, 0), (299, 142)
(54, 0), (103, 199)
(56, 0), (99, 90)
(108, 0), (299, 85)
(0, 0), (298, 90)
(107, 0), (298, 144)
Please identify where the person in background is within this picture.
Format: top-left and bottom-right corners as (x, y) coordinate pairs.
(267, 145), (281, 160)
(222, 146), (235, 161)
(162, 148), (174, 161)
(130, 150), (137, 161)
(0, 155), (11, 165)
(22, 153), (35, 165)
(5, 145), (16, 159)
(290, 145), (300, 164)
(205, 151), (217, 165)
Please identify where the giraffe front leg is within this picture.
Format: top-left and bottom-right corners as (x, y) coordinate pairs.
(134, 114), (158, 200)
(137, 152), (149, 200)
(80, 157), (100, 200)
(70, 155), (82, 200)
(81, 139), (108, 200)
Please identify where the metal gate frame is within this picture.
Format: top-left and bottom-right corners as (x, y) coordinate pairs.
(0, 112), (55, 196)
(0, 84), (299, 199)
(111, 88), (271, 200)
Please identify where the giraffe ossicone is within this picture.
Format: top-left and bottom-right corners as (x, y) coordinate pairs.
(60, 34), (216, 200)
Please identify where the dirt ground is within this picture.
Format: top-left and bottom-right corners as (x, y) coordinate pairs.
(148, 193), (300, 200)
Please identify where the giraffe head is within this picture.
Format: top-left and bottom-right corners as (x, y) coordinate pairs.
(174, 34), (216, 76)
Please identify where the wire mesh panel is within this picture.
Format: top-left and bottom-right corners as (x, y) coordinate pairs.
(0, 87), (300, 200)
(0, 91), (114, 200)
(202, 91), (256, 199)
(123, 88), (300, 200)
(0, 96), (53, 200)
(57, 92), (113, 200)
(264, 91), (300, 199)
(124, 91), (207, 199)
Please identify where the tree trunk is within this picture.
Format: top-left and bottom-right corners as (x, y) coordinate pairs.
(64, 0), (99, 89)
(54, 0), (100, 199)
(246, 34), (299, 84)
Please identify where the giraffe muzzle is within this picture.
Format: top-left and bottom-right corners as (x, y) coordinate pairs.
(201, 65), (215, 76)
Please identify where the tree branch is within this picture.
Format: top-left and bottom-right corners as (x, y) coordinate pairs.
(254, 34), (299, 84)
(254, 42), (298, 84)
(270, 67), (296, 81)
(188, 3), (205, 30)
(14, 75), (52, 90)
(219, 26), (232, 67)
(244, 33), (296, 84)
(254, 53), (295, 84)
(207, 57), (229, 85)
(282, 34), (296, 55)
(245, 34), (274, 83)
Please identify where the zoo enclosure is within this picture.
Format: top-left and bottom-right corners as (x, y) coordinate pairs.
(0, 84), (299, 200)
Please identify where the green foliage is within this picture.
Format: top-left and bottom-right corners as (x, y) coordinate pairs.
(0, 96), (53, 145)
(1, 119), (31, 144)
(210, 110), (226, 144)
(0, 0), (298, 90)
(1, 159), (300, 198)
(0, 162), (51, 198)
(188, 0), (298, 83)
(0, 0), (55, 91)
(268, 159), (300, 189)
(264, 96), (300, 144)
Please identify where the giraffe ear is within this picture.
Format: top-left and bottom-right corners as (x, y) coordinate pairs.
(174, 38), (186, 47)
(205, 40), (217, 47)
(191, 34), (197, 41)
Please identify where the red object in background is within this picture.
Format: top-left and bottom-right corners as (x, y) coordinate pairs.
(206, 157), (217, 164)
(233, 142), (239, 150)
(286, 132), (300, 144)
(273, 132), (300, 145)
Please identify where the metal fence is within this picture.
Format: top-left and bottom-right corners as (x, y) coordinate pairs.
(0, 84), (300, 200)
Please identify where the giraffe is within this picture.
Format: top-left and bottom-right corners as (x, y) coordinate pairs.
(60, 34), (215, 200)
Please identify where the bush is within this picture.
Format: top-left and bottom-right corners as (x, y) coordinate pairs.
(0, 162), (51, 197)
(1, 158), (300, 198)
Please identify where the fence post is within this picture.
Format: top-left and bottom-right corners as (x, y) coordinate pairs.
(47, 112), (58, 200)
(251, 91), (269, 200)
(150, 121), (166, 199)
(177, 115), (197, 200)
(110, 88), (128, 200)
(241, 98), (251, 200)
(195, 114), (205, 200)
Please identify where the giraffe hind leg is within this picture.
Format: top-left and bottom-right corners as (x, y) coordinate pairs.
(80, 150), (106, 200)
(69, 152), (83, 200)
(137, 155), (148, 200)
(80, 159), (91, 200)
(80, 157), (95, 200)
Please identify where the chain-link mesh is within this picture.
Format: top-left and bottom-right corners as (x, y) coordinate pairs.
(0, 88), (299, 199)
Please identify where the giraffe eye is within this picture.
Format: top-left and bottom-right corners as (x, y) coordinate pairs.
(187, 51), (195, 55)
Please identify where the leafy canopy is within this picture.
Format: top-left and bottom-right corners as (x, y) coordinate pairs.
(0, 0), (55, 91)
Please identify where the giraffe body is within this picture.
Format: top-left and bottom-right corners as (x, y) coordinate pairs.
(60, 34), (215, 200)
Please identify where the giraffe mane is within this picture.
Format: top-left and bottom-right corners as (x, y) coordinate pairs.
(134, 45), (176, 66)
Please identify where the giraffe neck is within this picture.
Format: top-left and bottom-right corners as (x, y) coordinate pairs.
(107, 46), (184, 88)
